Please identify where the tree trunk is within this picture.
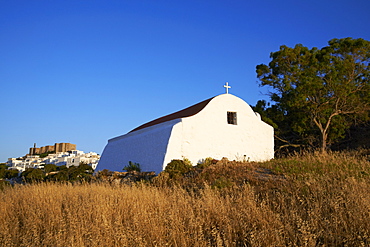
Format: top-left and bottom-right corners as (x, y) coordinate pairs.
(313, 117), (328, 153)
(321, 131), (328, 153)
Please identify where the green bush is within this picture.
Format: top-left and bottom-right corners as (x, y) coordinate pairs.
(123, 161), (141, 172)
(196, 157), (215, 169)
(164, 159), (193, 179)
(211, 177), (233, 189)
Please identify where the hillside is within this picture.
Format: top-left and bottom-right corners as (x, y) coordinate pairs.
(0, 150), (369, 246)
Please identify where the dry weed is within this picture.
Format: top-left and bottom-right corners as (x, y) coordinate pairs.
(0, 151), (369, 246)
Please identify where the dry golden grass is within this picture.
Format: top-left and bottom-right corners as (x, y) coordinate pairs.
(1, 151), (369, 246)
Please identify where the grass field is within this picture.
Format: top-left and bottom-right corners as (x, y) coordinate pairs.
(1, 151), (369, 246)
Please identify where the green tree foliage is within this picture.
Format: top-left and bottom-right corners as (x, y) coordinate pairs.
(22, 168), (46, 183)
(0, 163), (19, 179)
(21, 163), (94, 183)
(256, 37), (370, 151)
(0, 164), (7, 179)
(58, 165), (68, 171)
(0, 169), (19, 179)
(44, 164), (58, 173)
(47, 163), (93, 182)
(39, 151), (55, 158)
(4, 169), (19, 179)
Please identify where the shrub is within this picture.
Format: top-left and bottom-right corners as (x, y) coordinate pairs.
(196, 157), (216, 169)
(211, 176), (233, 189)
(164, 159), (193, 179)
(123, 161), (141, 172)
(96, 169), (114, 177)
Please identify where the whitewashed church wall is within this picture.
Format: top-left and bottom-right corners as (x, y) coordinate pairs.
(96, 119), (180, 173)
(164, 94), (274, 166)
(97, 94), (274, 173)
(162, 121), (184, 170)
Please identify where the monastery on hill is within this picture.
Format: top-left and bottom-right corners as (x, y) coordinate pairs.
(96, 83), (274, 174)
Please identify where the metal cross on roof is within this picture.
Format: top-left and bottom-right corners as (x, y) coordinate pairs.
(223, 82), (231, 94)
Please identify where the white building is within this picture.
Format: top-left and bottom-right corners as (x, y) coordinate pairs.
(7, 157), (44, 172)
(7, 150), (100, 173)
(96, 91), (274, 174)
(67, 151), (99, 170)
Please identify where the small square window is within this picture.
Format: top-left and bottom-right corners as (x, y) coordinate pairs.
(227, 112), (237, 125)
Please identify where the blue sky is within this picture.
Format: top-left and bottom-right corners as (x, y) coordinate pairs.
(1, 0), (369, 162)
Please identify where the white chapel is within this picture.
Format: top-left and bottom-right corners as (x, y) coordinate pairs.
(96, 84), (274, 174)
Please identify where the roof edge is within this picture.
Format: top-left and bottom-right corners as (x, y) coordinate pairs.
(129, 96), (215, 133)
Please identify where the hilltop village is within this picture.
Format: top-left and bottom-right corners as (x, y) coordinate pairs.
(5, 143), (100, 173)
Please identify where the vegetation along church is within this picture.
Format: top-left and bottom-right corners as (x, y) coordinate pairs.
(96, 83), (274, 174)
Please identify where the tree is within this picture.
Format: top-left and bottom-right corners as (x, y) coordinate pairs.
(4, 169), (19, 179)
(44, 164), (58, 174)
(0, 163), (19, 179)
(48, 163), (93, 182)
(256, 38), (370, 152)
(22, 168), (45, 183)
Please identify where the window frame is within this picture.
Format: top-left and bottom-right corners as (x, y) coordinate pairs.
(227, 111), (237, 125)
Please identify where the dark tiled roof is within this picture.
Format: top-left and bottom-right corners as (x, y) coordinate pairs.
(129, 97), (215, 133)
